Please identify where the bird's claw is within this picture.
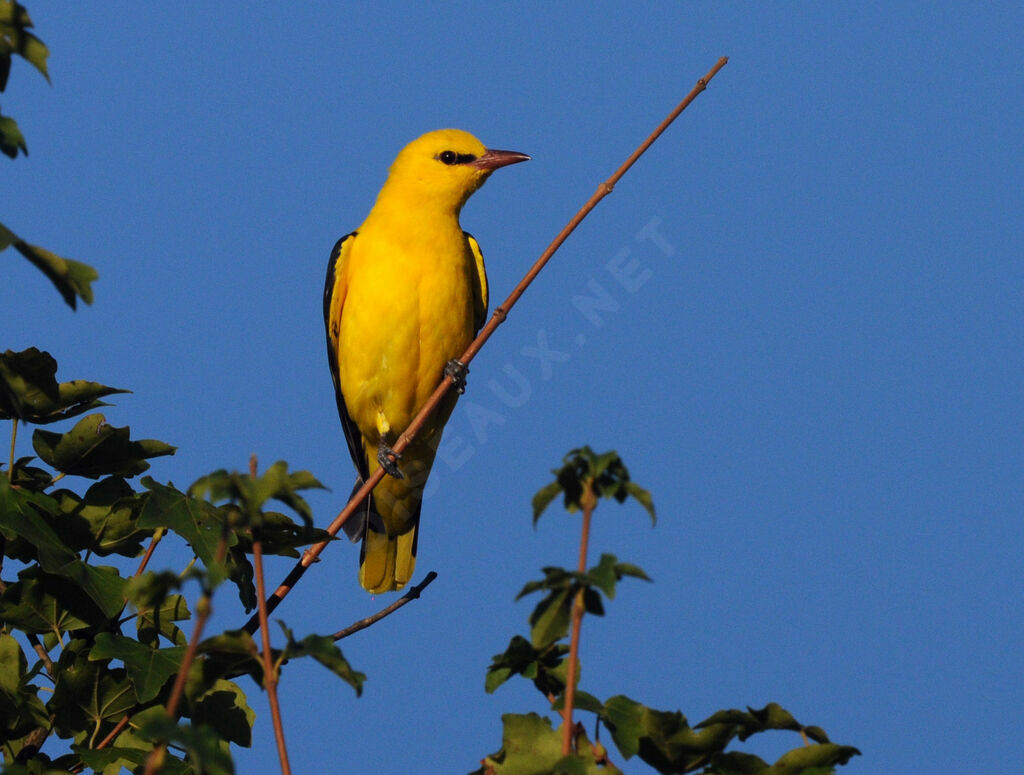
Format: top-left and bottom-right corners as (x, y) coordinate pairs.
(377, 442), (404, 479)
(444, 358), (469, 394)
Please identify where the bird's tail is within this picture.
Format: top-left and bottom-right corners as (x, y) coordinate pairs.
(344, 477), (419, 593)
(359, 522), (418, 594)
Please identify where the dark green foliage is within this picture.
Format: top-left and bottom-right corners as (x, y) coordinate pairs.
(0, 349), (128, 425)
(486, 635), (570, 697)
(532, 446), (655, 525)
(515, 553), (651, 648)
(277, 622), (366, 697)
(471, 713), (623, 775)
(32, 414), (175, 479)
(473, 450), (859, 775)
(0, 346), (358, 771)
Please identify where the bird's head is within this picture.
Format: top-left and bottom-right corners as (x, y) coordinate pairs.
(380, 129), (530, 214)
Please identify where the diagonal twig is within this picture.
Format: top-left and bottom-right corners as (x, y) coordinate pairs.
(332, 571), (438, 641)
(245, 56), (729, 633)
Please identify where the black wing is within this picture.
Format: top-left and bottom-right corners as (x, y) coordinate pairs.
(323, 231), (369, 483)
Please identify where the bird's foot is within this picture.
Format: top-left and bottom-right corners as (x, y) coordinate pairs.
(377, 441), (404, 479)
(444, 358), (469, 394)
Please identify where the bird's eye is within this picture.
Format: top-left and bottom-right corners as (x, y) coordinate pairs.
(439, 150), (458, 165)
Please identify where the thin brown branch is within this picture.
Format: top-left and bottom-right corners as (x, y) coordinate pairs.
(332, 571), (438, 640)
(245, 56), (729, 633)
(27, 633), (53, 676)
(562, 482), (596, 755)
(94, 715), (130, 750)
(112, 527), (168, 628)
(142, 529), (230, 775)
(250, 454), (293, 775)
(133, 527), (165, 578)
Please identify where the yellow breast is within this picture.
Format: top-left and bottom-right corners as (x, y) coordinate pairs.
(336, 214), (476, 444)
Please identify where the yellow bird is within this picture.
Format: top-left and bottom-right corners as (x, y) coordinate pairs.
(324, 129), (529, 593)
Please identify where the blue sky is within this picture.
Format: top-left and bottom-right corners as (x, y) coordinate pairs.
(4, 2), (1022, 772)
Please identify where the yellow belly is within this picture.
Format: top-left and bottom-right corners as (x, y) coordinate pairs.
(336, 225), (474, 532)
(338, 233), (473, 436)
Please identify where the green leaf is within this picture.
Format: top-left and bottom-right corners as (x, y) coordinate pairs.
(0, 5), (50, 80)
(193, 630), (263, 687)
(138, 479), (225, 567)
(127, 572), (190, 647)
(0, 477), (127, 617)
(190, 460), (325, 530)
(581, 554), (652, 602)
(137, 715), (236, 775)
(602, 694), (737, 774)
(624, 481), (656, 523)
(550, 690), (602, 715)
(139, 593), (191, 647)
(51, 476), (151, 557)
(0, 223), (97, 308)
(50, 640), (137, 740)
(0, 348), (126, 424)
(137, 479), (256, 609)
(89, 632), (185, 703)
(771, 742), (862, 773)
(231, 509), (333, 558)
(0, 566), (105, 633)
(473, 713), (565, 775)
(7, 455), (54, 491)
(472, 713), (620, 775)
(278, 622), (365, 696)
(189, 678), (255, 748)
(529, 587), (573, 649)
(96, 705), (192, 773)
(72, 744), (149, 775)
(586, 553), (619, 598)
(704, 751), (770, 774)
(0, 111), (27, 158)
(532, 446), (655, 522)
(531, 480), (561, 525)
(485, 635), (569, 697)
(32, 413), (175, 479)
(0, 633), (50, 738)
(614, 561), (652, 583)
(581, 586), (603, 616)
(698, 703), (818, 742)
(517, 567), (572, 601)
(0, 475), (64, 561)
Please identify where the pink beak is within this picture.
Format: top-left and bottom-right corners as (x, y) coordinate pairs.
(471, 148), (531, 170)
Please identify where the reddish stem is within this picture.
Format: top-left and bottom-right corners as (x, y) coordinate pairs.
(562, 483), (596, 755)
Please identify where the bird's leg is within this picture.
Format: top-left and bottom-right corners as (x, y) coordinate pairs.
(375, 410), (404, 479)
(444, 358), (470, 394)
(377, 438), (404, 479)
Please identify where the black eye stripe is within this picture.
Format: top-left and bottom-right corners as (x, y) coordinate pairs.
(437, 150), (477, 165)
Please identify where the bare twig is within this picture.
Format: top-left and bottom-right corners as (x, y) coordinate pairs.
(332, 571), (438, 641)
(245, 56), (729, 632)
(562, 482), (596, 755)
(249, 455), (293, 775)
